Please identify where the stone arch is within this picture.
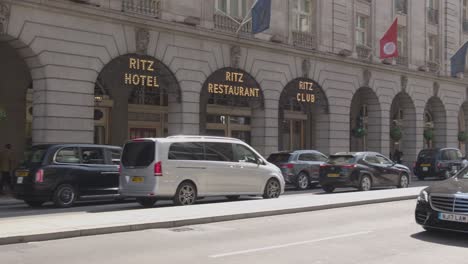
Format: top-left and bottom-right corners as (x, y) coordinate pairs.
(199, 67), (264, 147)
(424, 96), (447, 148)
(390, 92), (417, 165)
(350, 87), (381, 152)
(278, 77), (329, 151)
(94, 53), (181, 145)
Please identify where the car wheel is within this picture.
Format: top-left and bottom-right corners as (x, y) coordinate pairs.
(174, 182), (197, 206)
(296, 172), (310, 190)
(322, 185), (335, 193)
(263, 179), (281, 199)
(53, 184), (77, 208)
(398, 173), (409, 188)
(24, 200), (45, 208)
(136, 197), (157, 208)
(359, 175), (372, 191)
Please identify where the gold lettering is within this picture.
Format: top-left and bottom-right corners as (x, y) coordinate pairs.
(147, 60), (154, 72)
(234, 86), (239, 95)
(132, 74), (140, 85)
(129, 58), (137, 69)
(238, 73), (244, 83)
(124, 73), (132, 84)
(208, 83), (214, 93)
(239, 87), (244, 96)
(153, 76), (159, 87)
(226, 72), (231, 81)
(140, 60), (147, 70)
(140, 75), (147, 86)
(297, 93), (301, 102)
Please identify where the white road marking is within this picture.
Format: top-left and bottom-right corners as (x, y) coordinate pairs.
(209, 230), (372, 258)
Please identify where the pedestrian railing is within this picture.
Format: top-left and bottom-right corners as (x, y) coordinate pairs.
(292, 31), (316, 50)
(122, 0), (161, 18)
(213, 13), (252, 34)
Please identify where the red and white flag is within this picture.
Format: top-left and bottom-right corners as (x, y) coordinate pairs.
(380, 18), (398, 59)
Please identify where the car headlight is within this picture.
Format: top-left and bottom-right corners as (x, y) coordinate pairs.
(417, 190), (428, 202)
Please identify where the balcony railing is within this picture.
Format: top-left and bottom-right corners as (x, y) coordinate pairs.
(427, 60), (439, 73)
(395, 0), (407, 15)
(122, 0), (160, 18)
(214, 13), (252, 34)
(395, 56), (408, 66)
(356, 45), (372, 61)
(427, 8), (439, 25)
(292, 31), (316, 49)
(464, 20), (468, 33)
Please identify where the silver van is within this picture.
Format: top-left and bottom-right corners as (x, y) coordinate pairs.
(119, 136), (285, 207)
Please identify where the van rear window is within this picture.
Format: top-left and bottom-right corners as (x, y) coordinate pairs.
(122, 141), (155, 167)
(267, 153), (291, 163)
(22, 147), (48, 166)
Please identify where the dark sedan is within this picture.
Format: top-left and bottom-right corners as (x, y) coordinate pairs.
(415, 168), (468, 233)
(319, 152), (411, 193)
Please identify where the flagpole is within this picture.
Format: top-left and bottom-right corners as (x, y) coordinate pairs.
(236, 0), (259, 34)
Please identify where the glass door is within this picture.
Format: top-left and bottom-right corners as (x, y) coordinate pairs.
(281, 119), (305, 151)
(206, 114), (252, 144)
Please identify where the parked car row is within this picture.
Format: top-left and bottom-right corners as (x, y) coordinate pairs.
(12, 136), (285, 208)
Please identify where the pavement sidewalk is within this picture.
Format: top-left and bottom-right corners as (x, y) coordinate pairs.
(0, 187), (424, 245)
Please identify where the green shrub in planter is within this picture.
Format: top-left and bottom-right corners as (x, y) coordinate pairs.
(423, 129), (434, 142)
(458, 131), (468, 142)
(353, 127), (367, 138)
(390, 127), (402, 141)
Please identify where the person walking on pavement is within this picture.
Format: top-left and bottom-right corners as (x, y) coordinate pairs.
(0, 144), (15, 194)
(393, 149), (403, 164)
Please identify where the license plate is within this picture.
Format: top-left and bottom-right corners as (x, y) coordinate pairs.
(423, 167), (428, 172)
(17, 177), (23, 184)
(327, 173), (340, 177)
(131, 176), (144, 183)
(15, 171), (29, 177)
(438, 212), (468, 223)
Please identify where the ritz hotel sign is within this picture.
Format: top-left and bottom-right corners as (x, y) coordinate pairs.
(124, 58), (159, 88)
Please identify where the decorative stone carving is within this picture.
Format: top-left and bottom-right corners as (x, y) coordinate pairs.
(0, 1), (10, 35)
(401, 75), (408, 93)
(433, 82), (439, 97)
(338, 49), (352, 57)
(135, 28), (150, 54)
(230, 45), (241, 68)
(302, 59), (310, 78)
(363, 69), (371, 87)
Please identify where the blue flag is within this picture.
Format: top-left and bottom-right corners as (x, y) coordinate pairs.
(252, 0), (271, 34)
(450, 41), (468, 77)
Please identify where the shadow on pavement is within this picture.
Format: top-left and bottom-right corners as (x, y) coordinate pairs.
(411, 231), (468, 248)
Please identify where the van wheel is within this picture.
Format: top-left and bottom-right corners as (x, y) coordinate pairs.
(398, 173), (409, 188)
(226, 195), (240, 201)
(296, 172), (310, 190)
(263, 179), (281, 199)
(136, 197), (157, 208)
(174, 182), (197, 206)
(53, 184), (77, 208)
(25, 200), (45, 208)
(359, 175), (372, 191)
(322, 185), (335, 193)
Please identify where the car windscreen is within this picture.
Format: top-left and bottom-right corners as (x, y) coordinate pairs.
(327, 155), (356, 165)
(418, 150), (437, 160)
(267, 153), (291, 163)
(122, 141), (155, 167)
(22, 147), (48, 166)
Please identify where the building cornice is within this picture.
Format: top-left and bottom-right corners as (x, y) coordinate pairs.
(14, 0), (468, 87)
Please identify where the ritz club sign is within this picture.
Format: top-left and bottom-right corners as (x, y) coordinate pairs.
(285, 78), (318, 104)
(123, 57), (159, 88)
(204, 68), (261, 98)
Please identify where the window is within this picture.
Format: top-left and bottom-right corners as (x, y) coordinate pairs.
(267, 153), (291, 163)
(427, 0), (438, 9)
(298, 153), (315, 161)
(464, 0), (468, 32)
(376, 155), (393, 165)
(216, 0), (248, 18)
(292, 0), (313, 32)
(108, 149), (122, 165)
(427, 34), (438, 62)
(122, 141), (155, 167)
(364, 154), (379, 164)
(397, 26), (407, 56)
(204, 142), (234, 161)
(81, 148), (105, 165)
(55, 148), (80, 164)
(22, 147), (47, 166)
(441, 150), (450, 160)
(448, 150), (458, 161)
(314, 153), (328, 162)
(395, 0), (407, 15)
(328, 155), (356, 165)
(234, 144), (259, 163)
(168, 142), (204, 161)
(457, 150), (464, 159)
(427, 0), (439, 24)
(355, 15), (369, 46)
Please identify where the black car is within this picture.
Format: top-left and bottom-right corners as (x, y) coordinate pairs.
(12, 144), (122, 208)
(319, 152), (411, 193)
(267, 150), (328, 190)
(414, 148), (465, 180)
(415, 168), (468, 233)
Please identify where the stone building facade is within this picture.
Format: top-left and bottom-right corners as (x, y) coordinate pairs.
(1, 0), (468, 166)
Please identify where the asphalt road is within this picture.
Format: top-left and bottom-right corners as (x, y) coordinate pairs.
(0, 178), (438, 219)
(1, 199), (467, 264)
